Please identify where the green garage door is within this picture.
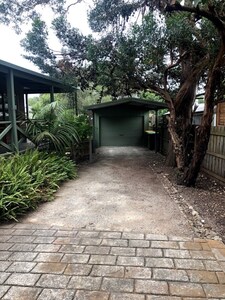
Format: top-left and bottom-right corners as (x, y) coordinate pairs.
(100, 116), (144, 146)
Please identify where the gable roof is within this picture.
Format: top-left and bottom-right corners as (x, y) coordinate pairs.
(0, 59), (74, 94)
(86, 98), (168, 111)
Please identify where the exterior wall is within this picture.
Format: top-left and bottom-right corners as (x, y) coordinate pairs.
(92, 104), (149, 149)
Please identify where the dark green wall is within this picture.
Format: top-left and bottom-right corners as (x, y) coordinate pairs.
(92, 104), (149, 148)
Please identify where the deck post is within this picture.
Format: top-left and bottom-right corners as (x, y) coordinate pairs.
(155, 109), (158, 153)
(7, 69), (18, 152)
(50, 86), (55, 103)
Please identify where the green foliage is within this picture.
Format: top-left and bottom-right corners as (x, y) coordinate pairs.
(0, 150), (77, 221)
(26, 96), (92, 155)
(26, 101), (80, 154)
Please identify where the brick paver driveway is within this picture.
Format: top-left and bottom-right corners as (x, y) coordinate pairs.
(0, 223), (225, 299)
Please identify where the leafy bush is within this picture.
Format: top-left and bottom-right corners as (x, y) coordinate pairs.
(0, 150), (77, 221)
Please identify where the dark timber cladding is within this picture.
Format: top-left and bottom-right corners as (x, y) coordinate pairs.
(86, 98), (167, 149)
(0, 59), (73, 153)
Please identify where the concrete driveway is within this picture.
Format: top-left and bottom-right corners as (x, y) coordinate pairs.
(21, 147), (193, 236)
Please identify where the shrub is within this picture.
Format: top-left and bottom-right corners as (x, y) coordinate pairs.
(0, 150), (77, 221)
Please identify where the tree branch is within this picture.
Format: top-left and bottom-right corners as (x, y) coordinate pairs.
(164, 51), (188, 90)
(165, 3), (225, 34)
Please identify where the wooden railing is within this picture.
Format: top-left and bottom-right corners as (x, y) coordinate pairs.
(0, 120), (28, 153)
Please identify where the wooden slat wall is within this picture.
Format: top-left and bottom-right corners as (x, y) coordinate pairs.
(159, 125), (225, 183)
(202, 126), (225, 183)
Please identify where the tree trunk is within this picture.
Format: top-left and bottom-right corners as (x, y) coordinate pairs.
(180, 38), (225, 186)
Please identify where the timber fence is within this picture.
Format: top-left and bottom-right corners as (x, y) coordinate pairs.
(159, 125), (225, 183)
(202, 126), (225, 183)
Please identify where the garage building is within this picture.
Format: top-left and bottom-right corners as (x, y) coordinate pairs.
(86, 98), (167, 150)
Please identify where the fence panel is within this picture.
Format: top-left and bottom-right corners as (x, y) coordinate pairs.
(202, 126), (225, 183)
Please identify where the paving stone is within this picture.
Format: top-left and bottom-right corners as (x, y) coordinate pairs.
(0, 272), (11, 284)
(64, 263), (92, 275)
(7, 261), (36, 272)
(203, 284), (225, 297)
(187, 270), (218, 283)
(135, 279), (168, 294)
(34, 252), (63, 262)
(37, 288), (75, 300)
(220, 261), (225, 272)
(169, 282), (205, 297)
(145, 258), (174, 268)
(111, 247), (135, 256)
(34, 229), (56, 236)
(54, 230), (77, 237)
(84, 246), (110, 255)
(125, 266), (152, 279)
(0, 286), (10, 298)
(13, 223), (51, 230)
(147, 297), (181, 300)
(14, 229), (35, 236)
(5, 273), (41, 286)
(34, 244), (61, 252)
(99, 231), (122, 239)
(211, 248), (225, 261)
(204, 260), (223, 271)
(137, 248), (163, 257)
(101, 238), (128, 247)
(32, 262), (67, 274)
(122, 232), (144, 240)
(61, 253), (90, 263)
(179, 241), (202, 250)
(145, 234), (168, 240)
(101, 277), (134, 292)
(68, 275), (102, 290)
(2, 286), (41, 300)
(36, 274), (70, 288)
(76, 231), (100, 238)
(129, 239), (150, 248)
(117, 256), (144, 266)
(110, 292), (145, 300)
(169, 236), (192, 241)
(51, 225), (74, 231)
(59, 245), (85, 253)
(0, 236), (11, 242)
(0, 243), (13, 250)
(53, 237), (80, 245)
(9, 243), (36, 252)
(74, 290), (109, 300)
(151, 241), (179, 249)
(0, 261), (11, 272)
(33, 236), (56, 244)
(164, 249), (191, 259)
(207, 240), (225, 249)
(0, 251), (11, 260)
(216, 271), (225, 284)
(201, 243), (211, 251)
(174, 259), (205, 270)
(89, 254), (116, 265)
(8, 235), (36, 243)
(153, 268), (188, 282)
(8, 251), (38, 261)
(80, 238), (102, 246)
(0, 229), (15, 235)
(91, 265), (124, 277)
(190, 250), (216, 260)
(0, 224), (14, 229)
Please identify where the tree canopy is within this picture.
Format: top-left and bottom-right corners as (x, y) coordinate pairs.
(1, 0), (225, 186)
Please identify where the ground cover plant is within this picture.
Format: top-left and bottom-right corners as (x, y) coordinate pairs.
(0, 150), (77, 221)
